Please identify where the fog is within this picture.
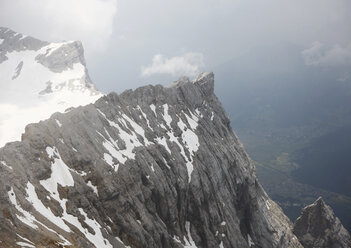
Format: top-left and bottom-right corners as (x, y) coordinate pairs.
(1, 0), (350, 94)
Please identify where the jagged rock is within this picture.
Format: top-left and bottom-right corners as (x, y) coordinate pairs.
(0, 27), (48, 63)
(293, 197), (351, 248)
(0, 70), (303, 247)
(0, 27), (305, 248)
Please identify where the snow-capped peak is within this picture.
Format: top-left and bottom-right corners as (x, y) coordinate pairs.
(0, 27), (103, 147)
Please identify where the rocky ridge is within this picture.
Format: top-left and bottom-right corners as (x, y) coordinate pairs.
(0, 71), (303, 247)
(1, 27), (349, 248)
(293, 197), (351, 248)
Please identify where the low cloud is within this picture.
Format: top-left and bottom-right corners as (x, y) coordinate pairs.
(0, 0), (117, 53)
(141, 53), (205, 77)
(337, 72), (351, 82)
(302, 42), (351, 67)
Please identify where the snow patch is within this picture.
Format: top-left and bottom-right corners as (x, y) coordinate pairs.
(154, 109), (200, 182)
(184, 221), (198, 248)
(16, 234), (34, 246)
(16, 242), (35, 248)
(42, 147), (74, 192)
(55, 119), (62, 127)
(162, 104), (172, 128)
(87, 181), (99, 196)
(150, 104), (157, 116)
(27, 170), (110, 247)
(156, 136), (171, 154)
(9, 185), (71, 245)
(248, 234), (255, 247)
(69, 167), (87, 177)
(195, 108), (203, 118)
(1, 160), (12, 170)
(8, 187), (38, 229)
(177, 112), (200, 182)
(173, 235), (182, 244)
(97, 109), (151, 167)
(103, 152), (119, 172)
(137, 105), (152, 129)
(78, 208), (113, 248)
(265, 199), (271, 210)
(26, 182), (70, 232)
(162, 157), (171, 169)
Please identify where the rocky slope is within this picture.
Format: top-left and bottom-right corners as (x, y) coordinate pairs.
(0, 71), (304, 247)
(0, 27), (102, 147)
(293, 197), (351, 248)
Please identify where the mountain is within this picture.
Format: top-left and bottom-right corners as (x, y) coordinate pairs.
(0, 27), (102, 147)
(293, 197), (351, 248)
(0, 72), (304, 247)
(1, 28), (349, 248)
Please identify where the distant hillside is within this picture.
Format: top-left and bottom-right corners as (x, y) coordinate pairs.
(213, 44), (351, 231)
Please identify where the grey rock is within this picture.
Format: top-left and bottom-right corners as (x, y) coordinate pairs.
(35, 40), (86, 72)
(0, 72), (302, 248)
(293, 197), (351, 248)
(34, 38), (99, 94)
(0, 27), (48, 64)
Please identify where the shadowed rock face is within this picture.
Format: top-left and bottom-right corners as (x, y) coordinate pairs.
(293, 197), (351, 248)
(0, 72), (302, 247)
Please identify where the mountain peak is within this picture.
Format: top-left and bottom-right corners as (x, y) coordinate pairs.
(314, 196), (326, 207)
(0, 27), (48, 63)
(193, 71), (214, 95)
(293, 197), (351, 248)
(0, 27), (102, 147)
(0, 72), (303, 247)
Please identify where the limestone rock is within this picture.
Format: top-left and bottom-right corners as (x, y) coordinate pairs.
(0, 71), (302, 247)
(293, 197), (351, 248)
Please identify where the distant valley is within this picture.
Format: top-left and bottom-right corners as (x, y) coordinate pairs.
(214, 45), (351, 231)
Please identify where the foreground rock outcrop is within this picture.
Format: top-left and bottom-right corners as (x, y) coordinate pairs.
(0, 72), (303, 247)
(293, 197), (351, 248)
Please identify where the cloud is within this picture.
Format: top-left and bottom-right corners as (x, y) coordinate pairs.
(141, 53), (205, 77)
(0, 0), (117, 53)
(337, 72), (351, 82)
(302, 42), (351, 67)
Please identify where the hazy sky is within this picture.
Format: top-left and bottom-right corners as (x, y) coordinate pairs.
(1, 0), (350, 93)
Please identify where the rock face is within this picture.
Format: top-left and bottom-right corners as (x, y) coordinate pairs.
(0, 27), (102, 147)
(0, 71), (303, 247)
(293, 197), (351, 248)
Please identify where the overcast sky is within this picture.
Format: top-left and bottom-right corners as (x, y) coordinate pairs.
(1, 0), (350, 94)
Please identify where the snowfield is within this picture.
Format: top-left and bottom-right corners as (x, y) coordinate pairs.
(0, 37), (102, 147)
